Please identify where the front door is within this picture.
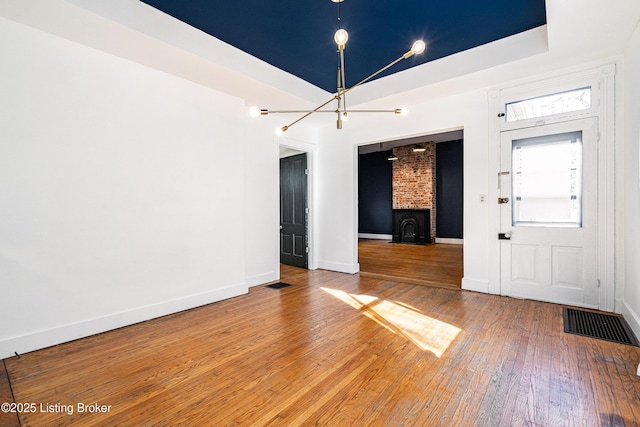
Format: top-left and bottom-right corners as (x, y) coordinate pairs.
(499, 118), (599, 307)
(280, 153), (308, 268)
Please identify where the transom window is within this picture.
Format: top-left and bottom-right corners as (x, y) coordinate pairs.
(505, 87), (591, 122)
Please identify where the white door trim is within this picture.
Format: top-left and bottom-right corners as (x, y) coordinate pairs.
(488, 63), (617, 311)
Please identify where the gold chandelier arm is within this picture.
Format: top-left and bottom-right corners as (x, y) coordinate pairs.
(342, 109), (404, 113)
(265, 109), (403, 114)
(266, 110), (339, 114)
(339, 51), (410, 98)
(280, 95), (339, 131)
(266, 107), (404, 133)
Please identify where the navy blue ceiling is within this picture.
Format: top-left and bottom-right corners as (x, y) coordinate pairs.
(141, 0), (546, 93)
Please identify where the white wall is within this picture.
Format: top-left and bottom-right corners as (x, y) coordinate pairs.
(317, 130), (360, 274)
(244, 121), (280, 287)
(623, 23), (640, 336)
(0, 17), (276, 358)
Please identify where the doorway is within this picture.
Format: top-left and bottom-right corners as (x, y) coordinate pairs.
(280, 153), (308, 268)
(357, 131), (464, 287)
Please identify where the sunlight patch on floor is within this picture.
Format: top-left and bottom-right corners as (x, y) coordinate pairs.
(321, 287), (461, 357)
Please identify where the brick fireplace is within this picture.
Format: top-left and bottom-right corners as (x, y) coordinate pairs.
(391, 142), (436, 242)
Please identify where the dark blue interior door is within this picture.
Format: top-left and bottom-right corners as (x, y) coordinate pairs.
(280, 153), (308, 268)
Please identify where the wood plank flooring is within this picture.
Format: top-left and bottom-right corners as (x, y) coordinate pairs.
(2, 265), (640, 426)
(358, 239), (463, 289)
(0, 361), (18, 427)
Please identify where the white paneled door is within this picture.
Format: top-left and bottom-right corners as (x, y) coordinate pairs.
(499, 118), (599, 307)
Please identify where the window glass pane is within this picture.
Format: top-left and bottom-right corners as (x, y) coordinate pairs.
(512, 131), (582, 227)
(506, 87), (591, 122)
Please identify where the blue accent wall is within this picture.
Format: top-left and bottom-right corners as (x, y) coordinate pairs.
(436, 140), (463, 238)
(358, 151), (393, 234)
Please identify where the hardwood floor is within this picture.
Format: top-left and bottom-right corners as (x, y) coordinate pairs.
(0, 361), (18, 427)
(2, 265), (640, 426)
(358, 238), (463, 289)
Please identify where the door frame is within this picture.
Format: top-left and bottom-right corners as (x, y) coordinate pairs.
(354, 130), (466, 280)
(279, 153), (309, 268)
(278, 141), (318, 270)
(488, 63), (618, 312)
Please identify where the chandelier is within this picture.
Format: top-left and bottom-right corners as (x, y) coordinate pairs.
(252, 0), (426, 134)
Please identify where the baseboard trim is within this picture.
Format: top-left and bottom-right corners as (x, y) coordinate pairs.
(435, 238), (464, 245)
(622, 301), (640, 342)
(246, 271), (278, 288)
(358, 233), (392, 240)
(319, 261), (360, 274)
(0, 283), (247, 359)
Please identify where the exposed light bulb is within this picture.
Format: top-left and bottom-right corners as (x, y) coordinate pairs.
(411, 40), (426, 55)
(394, 108), (409, 116)
(334, 29), (349, 47)
(276, 126), (288, 136)
(403, 40), (426, 59)
(249, 106), (260, 118)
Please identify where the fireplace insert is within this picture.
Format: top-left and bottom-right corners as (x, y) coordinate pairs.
(392, 209), (431, 244)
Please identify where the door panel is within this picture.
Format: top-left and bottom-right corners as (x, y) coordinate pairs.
(280, 153), (308, 268)
(551, 246), (583, 289)
(500, 118), (598, 307)
(510, 244), (540, 282)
